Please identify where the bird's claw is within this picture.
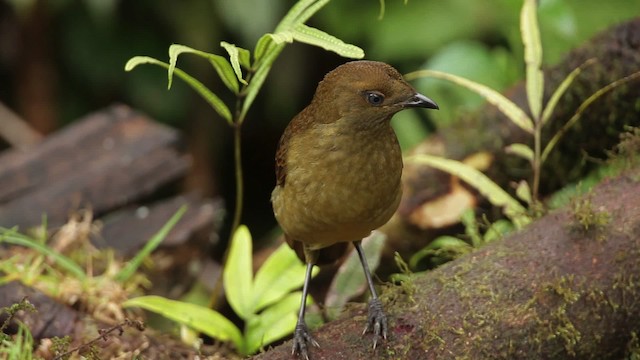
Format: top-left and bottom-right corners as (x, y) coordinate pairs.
(292, 323), (319, 360)
(362, 298), (388, 349)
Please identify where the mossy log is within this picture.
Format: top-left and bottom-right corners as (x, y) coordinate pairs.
(252, 166), (640, 359)
(383, 18), (640, 269)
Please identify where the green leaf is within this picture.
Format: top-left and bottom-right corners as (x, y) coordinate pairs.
(123, 295), (242, 349)
(521, 0), (544, 121)
(505, 143), (534, 163)
(461, 209), (482, 247)
(515, 180), (533, 205)
(252, 242), (316, 312)
(291, 24), (364, 59)
(241, 44), (285, 123)
(167, 44), (239, 94)
(542, 70), (640, 163)
(483, 219), (513, 243)
(0, 228), (86, 280)
(220, 42), (248, 85)
(254, 34), (276, 64)
(245, 291), (302, 354)
(407, 154), (530, 229)
(124, 56), (232, 124)
(406, 70), (534, 134)
(409, 236), (471, 269)
(541, 58), (596, 126)
(223, 225), (254, 320)
(116, 205), (187, 283)
(276, 0), (329, 32)
(324, 232), (385, 316)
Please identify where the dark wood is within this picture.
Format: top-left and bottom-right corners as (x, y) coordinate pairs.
(0, 281), (79, 339)
(0, 104), (190, 229)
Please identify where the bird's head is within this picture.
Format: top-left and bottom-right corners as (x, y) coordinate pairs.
(311, 60), (438, 127)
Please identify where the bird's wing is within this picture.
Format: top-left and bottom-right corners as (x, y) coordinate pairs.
(275, 126), (290, 187)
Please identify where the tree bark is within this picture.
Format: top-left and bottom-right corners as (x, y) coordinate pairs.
(252, 165), (640, 359)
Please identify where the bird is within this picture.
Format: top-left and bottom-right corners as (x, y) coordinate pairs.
(271, 60), (438, 359)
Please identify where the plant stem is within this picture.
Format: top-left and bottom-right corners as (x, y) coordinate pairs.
(532, 123), (541, 202)
(230, 121), (244, 236)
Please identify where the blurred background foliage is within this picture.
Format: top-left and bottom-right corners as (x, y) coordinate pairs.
(0, 0), (638, 247)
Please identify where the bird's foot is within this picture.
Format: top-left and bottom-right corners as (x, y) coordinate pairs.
(362, 298), (388, 349)
(292, 322), (319, 360)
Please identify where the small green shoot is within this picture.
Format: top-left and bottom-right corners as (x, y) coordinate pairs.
(406, 0), (640, 213)
(115, 205), (187, 283)
(124, 225), (317, 355)
(125, 0), (364, 236)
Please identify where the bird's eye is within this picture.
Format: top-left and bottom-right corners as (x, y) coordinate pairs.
(365, 91), (385, 106)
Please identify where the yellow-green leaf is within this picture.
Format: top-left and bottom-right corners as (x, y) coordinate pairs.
(252, 242), (317, 312)
(542, 70), (640, 163)
(124, 56), (232, 123)
(521, 0), (544, 121)
(168, 44), (240, 94)
(254, 33), (276, 64)
(515, 180), (532, 205)
(221, 42), (248, 85)
(406, 70), (534, 134)
(291, 24), (364, 59)
(223, 225), (254, 319)
(505, 143), (534, 163)
(541, 58), (596, 126)
(123, 296), (242, 348)
(408, 154), (530, 229)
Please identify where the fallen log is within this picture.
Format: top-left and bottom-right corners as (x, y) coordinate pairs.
(252, 165), (640, 359)
(0, 104), (189, 229)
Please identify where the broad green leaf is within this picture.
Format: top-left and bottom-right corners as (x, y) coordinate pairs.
(223, 225), (254, 320)
(324, 232), (385, 315)
(123, 295), (242, 349)
(125, 56), (232, 123)
(505, 143), (534, 163)
(408, 154), (530, 229)
(406, 70), (534, 134)
(252, 242), (317, 312)
(521, 0), (543, 121)
(221, 42), (248, 85)
(167, 44), (239, 94)
(541, 58), (596, 126)
(292, 24), (364, 59)
(245, 291), (303, 354)
(116, 206), (187, 282)
(542, 70), (640, 163)
(0, 228), (86, 280)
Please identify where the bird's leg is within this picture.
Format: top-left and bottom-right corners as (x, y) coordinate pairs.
(354, 240), (388, 349)
(292, 260), (319, 360)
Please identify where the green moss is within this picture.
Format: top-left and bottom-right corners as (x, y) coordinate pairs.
(570, 196), (611, 237)
(627, 331), (640, 360)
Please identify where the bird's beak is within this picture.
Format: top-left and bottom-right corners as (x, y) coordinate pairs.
(402, 93), (439, 110)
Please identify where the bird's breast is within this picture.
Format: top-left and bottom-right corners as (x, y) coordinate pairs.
(272, 121), (403, 248)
